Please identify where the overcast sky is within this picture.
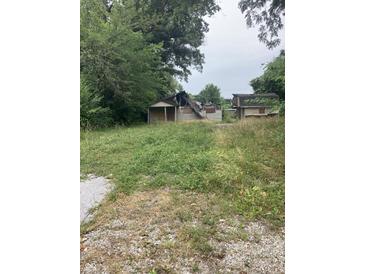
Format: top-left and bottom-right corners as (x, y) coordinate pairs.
(181, 0), (285, 99)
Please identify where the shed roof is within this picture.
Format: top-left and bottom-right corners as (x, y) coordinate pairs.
(150, 101), (175, 107)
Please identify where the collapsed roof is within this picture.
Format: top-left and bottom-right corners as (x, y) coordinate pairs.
(152, 91), (205, 118)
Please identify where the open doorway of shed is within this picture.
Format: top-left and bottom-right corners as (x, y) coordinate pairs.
(149, 106), (176, 123)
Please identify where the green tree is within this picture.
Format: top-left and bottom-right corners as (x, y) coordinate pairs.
(123, 0), (221, 79)
(80, 76), (112, 129)
(238, 0), (284, 49)
(80, 0), (221, 126)
(81, 0), (173, 124)
(250, 50), (285, 99)
(170, 78), (184, 93)
(196, 84), (222, 105)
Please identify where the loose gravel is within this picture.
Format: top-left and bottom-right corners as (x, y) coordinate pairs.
(80, 188), (284, 273)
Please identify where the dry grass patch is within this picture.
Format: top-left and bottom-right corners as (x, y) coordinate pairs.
(81, 188), (284, 273)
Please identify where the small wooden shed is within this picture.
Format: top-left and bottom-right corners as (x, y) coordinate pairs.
(148, 101), (177, 123)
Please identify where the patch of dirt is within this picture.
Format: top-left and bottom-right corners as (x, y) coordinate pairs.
(80, 188), (284, 274)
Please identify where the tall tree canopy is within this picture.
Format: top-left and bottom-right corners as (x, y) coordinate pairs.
(80, 0), (220, 126)
(81, 0), (171, 124)
(238, 0), (285, 49)
(125, 0), (220, 79)
(250, 50), (285, 99)
(196, 83), (222, 105)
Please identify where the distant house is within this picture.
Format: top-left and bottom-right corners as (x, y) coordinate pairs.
(232, 93), (279, 119)
(148, 91), (222, 123)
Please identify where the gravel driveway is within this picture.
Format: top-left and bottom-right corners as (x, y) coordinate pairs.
(80, 175), (112, 223)
(80, 188), (284, 273)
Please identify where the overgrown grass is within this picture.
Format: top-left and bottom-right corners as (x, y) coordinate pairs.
(81, 118), (284, 226)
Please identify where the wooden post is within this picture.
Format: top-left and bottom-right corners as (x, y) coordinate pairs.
(174, 107), (177, 122)
(147, 108), (150, 124)
(164, 107), (167, 122)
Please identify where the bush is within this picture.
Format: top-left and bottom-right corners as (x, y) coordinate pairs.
(279, 101), (285, 116)
(80, 77), (112, 129)
(222, 109), (236, 123)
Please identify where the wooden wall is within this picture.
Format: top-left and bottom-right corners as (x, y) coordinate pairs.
(149, 107), (176, 122)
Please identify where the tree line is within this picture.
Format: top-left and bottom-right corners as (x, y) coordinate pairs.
(80, 0), (220, 128)
(251, 50), (285, 100)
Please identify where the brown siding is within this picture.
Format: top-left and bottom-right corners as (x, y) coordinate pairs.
(181, 107), (193, 114)
(149, 108), (164, 122)
(204, 107), (216, 113)
(166, 107), (175, 121)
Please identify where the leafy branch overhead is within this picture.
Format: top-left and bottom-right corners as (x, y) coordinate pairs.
(239, 0), (285, 49)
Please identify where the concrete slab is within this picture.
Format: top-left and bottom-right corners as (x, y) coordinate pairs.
(80, 175), (112, 223)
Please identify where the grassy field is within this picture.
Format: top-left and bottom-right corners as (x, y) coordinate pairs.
(81, 117), (284, 227)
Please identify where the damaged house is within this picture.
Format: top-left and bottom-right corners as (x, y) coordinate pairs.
(232, 93), (279, 119)
(148, 91), (222, 123)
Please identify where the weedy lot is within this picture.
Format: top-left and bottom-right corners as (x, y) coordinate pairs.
(80, 118), (285, 273)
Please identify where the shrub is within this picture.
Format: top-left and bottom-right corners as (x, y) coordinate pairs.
(80, 77), (112, 129)
(222, 109), (236, 123)
(279, 101), (285, 116)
